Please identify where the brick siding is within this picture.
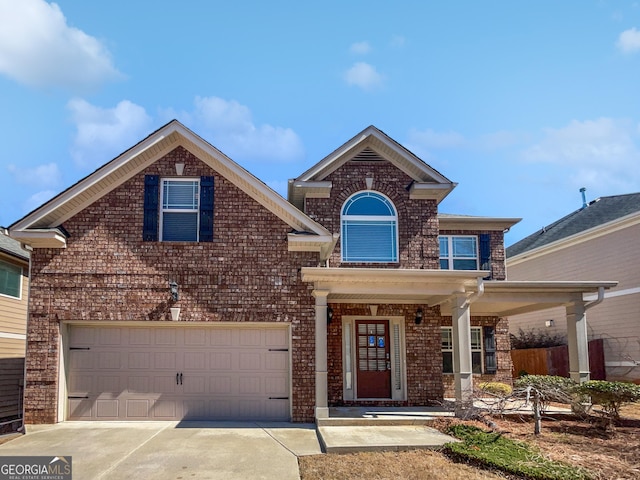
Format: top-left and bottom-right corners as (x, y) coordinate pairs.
(24, 147), (318, 423)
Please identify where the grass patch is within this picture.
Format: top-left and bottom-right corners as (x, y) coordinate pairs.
(444, 424), (591, 480)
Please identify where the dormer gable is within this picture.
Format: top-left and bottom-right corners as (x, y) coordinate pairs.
(288, 125), (457, 211)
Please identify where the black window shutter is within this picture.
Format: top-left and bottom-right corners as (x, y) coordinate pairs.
(199, 176), (214, 242)
(143, 175), (159, 241)
(483, 326), (497, 374)
(479, 233), (491, 277)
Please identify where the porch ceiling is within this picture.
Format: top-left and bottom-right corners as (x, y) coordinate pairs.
(300, 267), (617, 317)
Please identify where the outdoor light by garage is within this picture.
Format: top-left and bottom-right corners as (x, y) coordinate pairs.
(415, 307), (423, 325)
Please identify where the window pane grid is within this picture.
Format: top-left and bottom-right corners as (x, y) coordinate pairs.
(161, 179), (200, 241)
(341, 191), (398, 263)
(441, 326), (484, 374)
(0, 260), (21, 298)
(440, 236), (478, 270)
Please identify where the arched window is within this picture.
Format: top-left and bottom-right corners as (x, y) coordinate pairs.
(341, 191), (398, 262)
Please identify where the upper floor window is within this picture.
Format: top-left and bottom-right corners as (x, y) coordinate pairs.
(341, 191), (398, 263)
(143, 175), (214, 243)
(161, 179), (200, 241)
(0, 259), (22, 299)
(439, 235), (478, 270)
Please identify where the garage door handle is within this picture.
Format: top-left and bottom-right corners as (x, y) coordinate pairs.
(176, 373), (179, 385)
(268, 397), (289, 400)
(180, 373), (183, 385)
(68, 396), (89, 399)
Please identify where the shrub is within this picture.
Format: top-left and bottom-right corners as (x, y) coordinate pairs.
(577, 380), (640, 420)
(514, 375), (578, 412)
(478, 382), (512, 397)
(510, 328), (567, 349)
(444, 424), (591, 479)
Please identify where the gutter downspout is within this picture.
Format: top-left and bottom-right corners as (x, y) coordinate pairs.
(585, 286), (605, 310)
(465, 277), (485, 307)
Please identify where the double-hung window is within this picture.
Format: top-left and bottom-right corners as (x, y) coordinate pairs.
(341, 191), (398, 262)
(0, 259), (22, 299)
(439, 235), (478, 270)
(441, 326), (496, 374)
(143, 175), (214, 242)
(161, 179), (200, 241)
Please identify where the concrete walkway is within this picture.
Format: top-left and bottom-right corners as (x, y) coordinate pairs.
(317, 407), (458, 453)
(0, 421), (322, 480)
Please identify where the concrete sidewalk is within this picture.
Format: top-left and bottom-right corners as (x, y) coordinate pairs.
(0, 421), (322, 480)
(317, 407), (458, 453)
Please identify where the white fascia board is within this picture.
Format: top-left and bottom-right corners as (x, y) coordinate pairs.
(409, 183), (456, 202)
(439, 215), (522, 231)
(11, 128), (172, 231)
(291, 181), (332, 198)
(10, 229), (67, 248)
(507, 211), (640, 267)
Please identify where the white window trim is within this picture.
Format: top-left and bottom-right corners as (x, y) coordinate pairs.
(0, 258), (23, 300)
(342, 316), (406, 401)
(340, 191), (399, 263)
(159, 177), (200, 242)
(439, 235), (479, 270)
(441, 326), (484, 374)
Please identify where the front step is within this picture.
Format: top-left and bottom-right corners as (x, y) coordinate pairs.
(317, 417), (439, 427)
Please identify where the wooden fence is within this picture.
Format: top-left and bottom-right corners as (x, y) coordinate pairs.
(511, 339), (605, 380)
(0, 357), (24, 420)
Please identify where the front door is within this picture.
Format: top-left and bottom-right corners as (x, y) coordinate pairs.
(355, 320), (391, 398)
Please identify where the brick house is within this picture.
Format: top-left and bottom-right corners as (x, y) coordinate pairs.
(9, 121), (615, 423)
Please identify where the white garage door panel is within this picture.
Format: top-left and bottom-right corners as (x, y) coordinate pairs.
(67, 325), (290, 421)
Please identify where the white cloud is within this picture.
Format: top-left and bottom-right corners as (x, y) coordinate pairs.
(23, 190), (57, 214)
(7, 162), (62, 188)
(407, 128), (466, 149)
(521, 117), (640, 190)
(344, 62), (383, 91)
(349, 41), (371, 54)
(0, 0), (122, 91)
(68, 99), (152, 168)
(189, 96), (304, 162)
(616, 27), (640, 53)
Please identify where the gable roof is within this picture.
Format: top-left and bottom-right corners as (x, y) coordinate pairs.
(9, 120), (333, 255)
(288, 125), (456, 210)
(507, 192), (640, 259)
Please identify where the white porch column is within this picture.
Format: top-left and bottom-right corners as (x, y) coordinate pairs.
(313, 290), (330, 419)
(566, 300), (590, 384)
(452, 293), (473, 407)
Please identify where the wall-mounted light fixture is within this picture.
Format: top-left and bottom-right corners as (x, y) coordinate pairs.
(415, 307), (424, 325)
(327, 306), (334, 325)
(545, 319), (554, 328)
(175, 163), (185, 176)
(169, 280), (179, 302)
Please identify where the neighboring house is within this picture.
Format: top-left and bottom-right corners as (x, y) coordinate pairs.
(507, 192), (640, 383)
(0, 227), (30, 423)
(9, 121), (615, 424)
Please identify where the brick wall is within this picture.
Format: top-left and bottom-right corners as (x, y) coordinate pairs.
(305, 161), (440, 269)
(24, 147), (319, 423)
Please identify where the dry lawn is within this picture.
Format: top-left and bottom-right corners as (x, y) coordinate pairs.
(299, 449), (506, 480)
(299, 403), (640, 480)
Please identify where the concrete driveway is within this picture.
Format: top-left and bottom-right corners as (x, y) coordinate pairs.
(0, 421), (322, 480)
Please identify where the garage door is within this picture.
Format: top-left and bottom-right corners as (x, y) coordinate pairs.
(67, 324), (290, 421)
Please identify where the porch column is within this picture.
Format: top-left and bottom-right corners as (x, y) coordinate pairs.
(452, 293), (473, 407)
(313, 290), (330, 419)
(566, 300), (590, 384)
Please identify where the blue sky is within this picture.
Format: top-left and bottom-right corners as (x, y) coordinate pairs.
(1, 1), (640, 245)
